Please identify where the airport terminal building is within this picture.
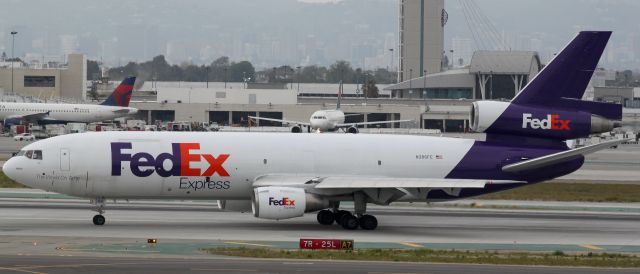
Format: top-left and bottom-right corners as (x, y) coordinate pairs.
(0, 54), (86, 100)
(128, 51), (542, 133)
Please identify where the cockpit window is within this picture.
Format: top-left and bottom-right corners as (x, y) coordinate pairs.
(21, 150), (43, 160)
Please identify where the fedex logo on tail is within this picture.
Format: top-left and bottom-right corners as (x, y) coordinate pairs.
(522, 113), (571, 131)
(111, 142), (230, 177)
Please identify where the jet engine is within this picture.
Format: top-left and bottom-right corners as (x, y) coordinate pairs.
(252, 187), (329, 220)
(217, 200), (252, 213)
(347, 126), (359, 134)
(291, 125), (303, 133)
(3, 117), (24, 127)
(470, 101), (621, 140)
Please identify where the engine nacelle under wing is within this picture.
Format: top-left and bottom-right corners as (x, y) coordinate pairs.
(347, 126), (359, 134)
(252, 187), (328, 220)
(3, 117), (24, 127)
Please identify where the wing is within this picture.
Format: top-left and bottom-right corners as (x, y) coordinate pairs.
(248, 116), (310, 126)
(253, 174), (524, 203)
(112, 109), (130, 114)
(336, 119), (413, 128)
(502, 138), (626, 173)
(10, 112), (50, 123)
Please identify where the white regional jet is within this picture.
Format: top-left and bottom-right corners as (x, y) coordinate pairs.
(0, 77), (138, 126)
(2, 31), (626, 231)
(249, 82), (412, 133)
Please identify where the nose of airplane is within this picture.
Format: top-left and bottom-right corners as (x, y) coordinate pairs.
(310, 119), (322, 130)
(2, 157), (19, 182)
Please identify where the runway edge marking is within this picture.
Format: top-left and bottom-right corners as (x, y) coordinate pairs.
(224, 241), (273, 247)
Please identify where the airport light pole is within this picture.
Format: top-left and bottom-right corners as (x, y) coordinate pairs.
(423, 69), (427, 103)
(205, 66), (209, 88)
(10, 31), (18, 93)
(409, 69), (413, 94)
(388, 48), (394, 71)
(224, 67), (228, 89)
(296, 66), (301, 94)
(490, 70), (494, 100)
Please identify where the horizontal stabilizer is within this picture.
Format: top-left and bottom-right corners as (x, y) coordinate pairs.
(314, 176), (524, 189)
(502, 139), (626, 173)
(558, 98), (622, 120)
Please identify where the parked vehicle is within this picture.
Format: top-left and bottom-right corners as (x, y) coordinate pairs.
(13, 133), (35, 141)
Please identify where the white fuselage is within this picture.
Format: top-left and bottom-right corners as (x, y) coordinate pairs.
(309, 109), (345, 131)
(4, 131), (475, 200)
(0, 102), (138, 123)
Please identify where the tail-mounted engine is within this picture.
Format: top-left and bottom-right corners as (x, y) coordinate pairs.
(470, 101), (621, 140)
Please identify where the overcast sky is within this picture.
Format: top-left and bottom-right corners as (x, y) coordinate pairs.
(1, 0), (638, 69)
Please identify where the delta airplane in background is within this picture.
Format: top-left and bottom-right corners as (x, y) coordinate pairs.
(3, 31), (625, 230)
(249, 82), (412, 133)
(0, 77), (138, 126)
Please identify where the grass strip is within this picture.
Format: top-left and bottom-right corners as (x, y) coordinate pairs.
(480, 181), (640, 203)
(0, 171), (26, 188)
(203, 247), (640, 268)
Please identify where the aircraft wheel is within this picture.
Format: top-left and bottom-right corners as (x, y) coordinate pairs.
(93, 214), (105, 226)
(334, 210), (351, 225)
(341, 214), (359, 230)
(316, 210), (335, 225)
(359, 215), (378, 230)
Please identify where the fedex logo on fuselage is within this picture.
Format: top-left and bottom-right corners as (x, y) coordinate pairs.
(522, 113), (570, 131)
(269, 197), (295, 206)
(111, 142), (230, 177)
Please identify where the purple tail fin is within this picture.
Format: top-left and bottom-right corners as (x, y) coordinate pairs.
(473, 31), (622, 142)
(512, 31), (611, 106)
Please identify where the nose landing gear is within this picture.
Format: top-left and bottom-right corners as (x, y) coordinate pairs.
(91, 197), (106, 226)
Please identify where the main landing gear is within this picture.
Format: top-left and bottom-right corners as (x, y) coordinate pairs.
(91, 197), (106, 226)
(316, 193), (378, 230)
(316, 209), (378, 230)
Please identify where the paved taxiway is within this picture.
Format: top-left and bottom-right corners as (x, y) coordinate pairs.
(1, 200), (639, 273)
(0, 199), (638, 247)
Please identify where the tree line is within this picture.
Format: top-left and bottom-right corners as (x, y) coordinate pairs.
(88, 56), (398, 85)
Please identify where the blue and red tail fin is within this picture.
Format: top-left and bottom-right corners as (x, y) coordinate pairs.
(101, 76), (136, 107)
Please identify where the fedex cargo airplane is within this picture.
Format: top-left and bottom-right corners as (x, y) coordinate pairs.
(3, 32), (624, 230)
(0, 77), (138, 126)
(249, 82), (412, 133)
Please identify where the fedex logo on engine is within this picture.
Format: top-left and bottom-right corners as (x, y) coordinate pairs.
(522, 113), (570, 131)
(111, 142), (230, 177)
(269, 197), (295, 206)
